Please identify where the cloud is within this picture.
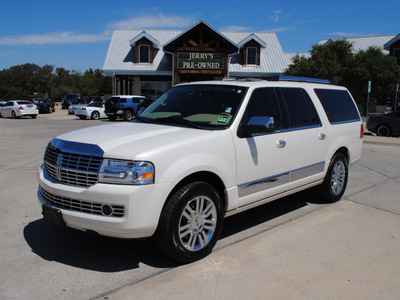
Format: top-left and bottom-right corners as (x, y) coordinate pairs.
(271, 10), (282, 23)
(0, 13), (195, 46)
(0, 31), (111, 46)
(107, 13), (195, 30)
(329, 32), (360, 37)
(219, 25), (253, 32)
(265, 27), (293, 33)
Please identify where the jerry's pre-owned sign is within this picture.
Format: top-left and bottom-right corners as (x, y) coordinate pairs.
(178, 53), (224, 70)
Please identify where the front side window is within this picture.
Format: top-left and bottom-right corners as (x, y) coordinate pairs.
(247, 47), (257, 65)
(139, 84), (248, 129)
(281, 88), (321, 129)
(240, 88), (283, 131)
(139, 45), (150, 63)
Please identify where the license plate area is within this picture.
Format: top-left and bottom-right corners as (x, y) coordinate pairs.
(42, 205), (66, 227)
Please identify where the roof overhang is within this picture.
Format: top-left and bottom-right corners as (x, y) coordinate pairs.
(384, 34), (400, 50)
(129, 31), (161, 48)
(238, 34), (267, 48)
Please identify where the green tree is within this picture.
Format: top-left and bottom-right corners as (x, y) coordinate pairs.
(285, 40), (400, 106)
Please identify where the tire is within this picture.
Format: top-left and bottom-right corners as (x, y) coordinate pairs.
(108, 115), (117, 121)
(376, 124), (392, 137)
(31, 115), (37, 119)
(154, 181), (224, 263)
(79, 115), (87, 120)
(91, 111), (100, 120)
(123, 110), (133, 121)
(11, 110), (16, 119)
(317, 152), (348, 203)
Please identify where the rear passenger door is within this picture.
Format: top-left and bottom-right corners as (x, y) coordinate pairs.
(279, 88), (329, 189)
(234, 87), (291, 207)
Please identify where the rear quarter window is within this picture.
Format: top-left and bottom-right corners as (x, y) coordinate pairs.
(314, 89), (360, 124)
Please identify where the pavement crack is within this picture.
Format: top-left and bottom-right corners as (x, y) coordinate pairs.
(357, 163), (391, 179)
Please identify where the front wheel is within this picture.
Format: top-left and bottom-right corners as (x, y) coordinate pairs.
(376, 124), (392, 137)
(317, 152), (348, 203)
(123, 110), (133, 121)
(154, 182), (224, 263)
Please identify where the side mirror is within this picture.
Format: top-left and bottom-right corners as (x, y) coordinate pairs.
(241, 116), (275, 137)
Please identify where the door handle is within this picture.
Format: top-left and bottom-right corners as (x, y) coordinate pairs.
(319, 133), (326, 140)
(277, 140), (286, 148)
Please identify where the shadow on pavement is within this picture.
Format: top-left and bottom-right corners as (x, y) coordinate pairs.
(24, 190), (322, 272)
(23, 220), (180, 272)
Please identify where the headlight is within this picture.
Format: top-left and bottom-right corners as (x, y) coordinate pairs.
(99, 159), (154, 185)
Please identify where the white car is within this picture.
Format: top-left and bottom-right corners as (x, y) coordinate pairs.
(1, 100), (38, 118)
(38, 77), (363, 263)
(75, 102), (107, 120)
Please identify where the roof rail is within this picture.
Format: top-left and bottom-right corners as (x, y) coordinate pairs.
(269, 76), (335, 85)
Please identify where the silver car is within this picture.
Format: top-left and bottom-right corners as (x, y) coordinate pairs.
(0, 100), (38, 119)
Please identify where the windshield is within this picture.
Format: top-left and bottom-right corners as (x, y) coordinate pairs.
(139, 84), (248, 129)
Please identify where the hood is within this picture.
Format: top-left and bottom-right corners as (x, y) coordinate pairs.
(56, 122), (214, 160)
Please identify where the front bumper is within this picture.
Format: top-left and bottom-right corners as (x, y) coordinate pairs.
(37, 165), (173, 239)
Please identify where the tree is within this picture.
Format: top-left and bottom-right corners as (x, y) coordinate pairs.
(285, 40), (400, 106)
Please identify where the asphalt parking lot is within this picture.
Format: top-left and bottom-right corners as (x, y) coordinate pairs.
(1, 107), (399, 300)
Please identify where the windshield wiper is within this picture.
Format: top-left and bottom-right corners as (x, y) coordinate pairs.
(155, 117), (203, 129)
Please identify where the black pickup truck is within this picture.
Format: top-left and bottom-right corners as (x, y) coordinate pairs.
(33, 98), (55, 113)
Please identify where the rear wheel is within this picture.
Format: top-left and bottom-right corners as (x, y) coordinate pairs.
(376, 124), (392, 137)
(91, 111), (100, 120)
(154, 182), (224, 263)
(108, 115), (117, 121)
(31, 115), (37, 119)
(79, 115), (87, 120)
(317, 152), (348, 203)
(11, 110), (16, 119)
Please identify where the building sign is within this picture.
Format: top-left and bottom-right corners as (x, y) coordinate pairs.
(178, 52), (224, 70)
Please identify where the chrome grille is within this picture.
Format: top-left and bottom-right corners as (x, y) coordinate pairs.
(39, 186), (125, 217)
(44, 144), (103, 187)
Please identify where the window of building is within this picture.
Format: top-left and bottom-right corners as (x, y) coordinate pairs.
(141, 81), (172, 100)
(247, 47), (257, 65)
(139, 45), (150, 63)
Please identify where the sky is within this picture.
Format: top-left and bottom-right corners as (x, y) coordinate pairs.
(0, 0), (399, 72)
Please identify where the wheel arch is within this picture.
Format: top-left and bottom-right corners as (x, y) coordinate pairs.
(164, 171), (227, 213)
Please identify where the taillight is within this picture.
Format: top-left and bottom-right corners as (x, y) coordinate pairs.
(119, 104), (124, 108)
(360, 124), (364, 138)
(19, 106), (24, 110)
(82, 108), (86, 110)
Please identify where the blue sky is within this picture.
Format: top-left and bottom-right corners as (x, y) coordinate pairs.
(1, 0), (399, 72)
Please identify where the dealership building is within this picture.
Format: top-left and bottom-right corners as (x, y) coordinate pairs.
(103, 20), (290, 100)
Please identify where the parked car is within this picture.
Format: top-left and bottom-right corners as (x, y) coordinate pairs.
(61, 93), (81, 109)
(75, 102), (107, 120)
(1, 100), (38, 118)
(105, 95), (146, 121)
(0, 101), (6, 117)
(68, 97), (91, 115)
(367, 111), (400, 137)
(38, 77), (363, 263)
(33, 98), (55, 113)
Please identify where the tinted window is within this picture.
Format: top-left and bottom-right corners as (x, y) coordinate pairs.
(241, 88), (282, 131)
(247, 47), (257, 65)
(315, 89), (360, 124)
(119, 99), (127, 104)
(281, 88), (320, 129)
(17, 101), (32, 105)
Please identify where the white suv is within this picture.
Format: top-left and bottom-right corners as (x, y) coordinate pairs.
(37, 77), (363, 262)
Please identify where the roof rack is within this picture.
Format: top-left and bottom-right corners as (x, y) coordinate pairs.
(269, 76), (335, 85)
(222, 77), (263, 82)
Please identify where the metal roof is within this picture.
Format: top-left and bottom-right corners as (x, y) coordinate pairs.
(103, 28), (289, 76)
(318, 35), (397, 54)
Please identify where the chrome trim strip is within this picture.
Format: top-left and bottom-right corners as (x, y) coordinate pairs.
(238, 172), (290, 197)
(238, 161), (325, 197)
(290, 161), (325, 181)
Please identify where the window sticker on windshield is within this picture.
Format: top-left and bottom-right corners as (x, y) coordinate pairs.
(225, 107), (232, 113)
(218, 117), (229, 123)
